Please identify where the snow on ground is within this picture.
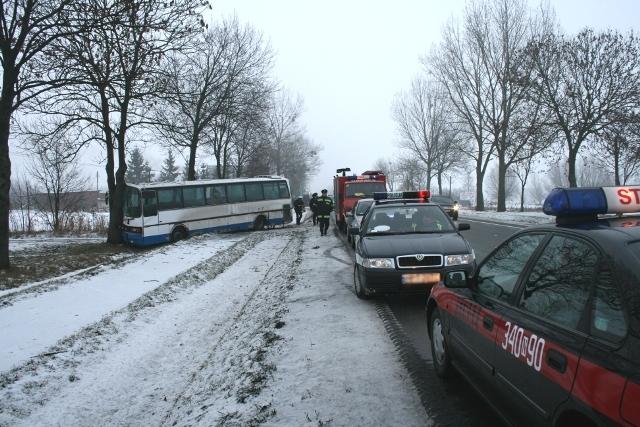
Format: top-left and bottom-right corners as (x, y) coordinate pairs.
(459, 208), (553, 226)
(0, 233), (245, 372)
(8, 236), (105, 253)
(0, 221), (429, 426)
(9, 209), (109, 233)
(263, 225), (428, 426)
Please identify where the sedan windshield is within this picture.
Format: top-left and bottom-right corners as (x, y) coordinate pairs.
(355, 200), (373, 215)
(365, 205), (454, 234)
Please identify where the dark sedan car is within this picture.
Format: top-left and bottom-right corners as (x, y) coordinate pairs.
(350, 192), (474, 299)
(430, 195), (459, 220)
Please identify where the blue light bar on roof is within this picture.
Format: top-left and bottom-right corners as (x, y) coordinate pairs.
(544, 186), (640, 217)
(543, 188), (607, 217)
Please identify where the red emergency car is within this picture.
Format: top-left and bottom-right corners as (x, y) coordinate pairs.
(427, 186), (640, 427)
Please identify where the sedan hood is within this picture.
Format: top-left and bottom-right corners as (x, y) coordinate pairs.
(360, 233), (470, 258)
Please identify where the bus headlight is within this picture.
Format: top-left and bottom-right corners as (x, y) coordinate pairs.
(445, 253), (473, 266)
(363, 258), (395, 269)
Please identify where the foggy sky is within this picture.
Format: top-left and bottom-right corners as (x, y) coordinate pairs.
(9, 0), (640, 194)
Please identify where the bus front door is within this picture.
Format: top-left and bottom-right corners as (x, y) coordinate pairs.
(142, 190), (160, 243)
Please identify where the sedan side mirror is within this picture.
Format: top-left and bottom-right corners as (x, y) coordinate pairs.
(346, 212), (354, 218)
(349, 226), (360, 236)
(444, 271), (468, 288)
(457, 223), (470, 231)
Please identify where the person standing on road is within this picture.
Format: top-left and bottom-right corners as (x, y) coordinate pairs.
(316, 189), (333, 236)
(309, 193), (319, 225)
(294, 196), (305, 225)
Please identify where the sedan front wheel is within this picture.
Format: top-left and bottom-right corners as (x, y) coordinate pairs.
(430, 308), (452, 378)
(353, 264), (370, 300)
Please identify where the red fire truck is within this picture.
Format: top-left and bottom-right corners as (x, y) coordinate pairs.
(333, 168), (387, 231)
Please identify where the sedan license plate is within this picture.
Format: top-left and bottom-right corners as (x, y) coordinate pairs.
(401, 272), (440, 285)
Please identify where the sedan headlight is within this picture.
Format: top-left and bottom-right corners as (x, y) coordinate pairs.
(445, 253), (474, 266)
(453, 204), (459, 211)
(363, 258), (395, 269)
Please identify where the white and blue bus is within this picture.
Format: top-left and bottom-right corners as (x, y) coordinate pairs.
(121, 177), (292, 246)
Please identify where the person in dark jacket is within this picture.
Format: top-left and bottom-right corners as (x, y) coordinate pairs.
(309, 193), (319, 225)
(316, 189), (333, 236)
(293, 196), (305, 225)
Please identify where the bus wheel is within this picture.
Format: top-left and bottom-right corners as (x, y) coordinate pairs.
(253, 215), (266, 231)
(171, 227), (187, 242)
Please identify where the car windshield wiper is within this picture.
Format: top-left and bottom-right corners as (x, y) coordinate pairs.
(395, 230), (453, 235)
(364, 231), (401, 236)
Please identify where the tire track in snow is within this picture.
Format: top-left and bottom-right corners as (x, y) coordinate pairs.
(0, 230), (284, 426)
(160, 230), (306, 427)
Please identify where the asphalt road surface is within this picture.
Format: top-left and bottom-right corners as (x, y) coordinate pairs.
(338, 217), (526, 426)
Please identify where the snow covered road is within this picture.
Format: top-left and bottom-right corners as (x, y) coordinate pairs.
(0, 225), (429, 426)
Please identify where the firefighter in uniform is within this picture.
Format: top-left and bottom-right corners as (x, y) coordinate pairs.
(293, 196), (305, 225)
(316, 189), (333, 236)
(309, 193), (319, 225)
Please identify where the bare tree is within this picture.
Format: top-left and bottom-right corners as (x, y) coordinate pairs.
(27, 138), (88, 232)
(427, 6), (495, 210)
(393, 78), (451, 189)
(595, 120), (640, 185)
(524, 28), (640, 187)
(22, 0), (209, 244)
(265, 91), (304, 176)
(9, 175), (36, 234)
(153, 17), (273, 180)
(433, 128), (467, 195)
(396, 156), (429, 191)
(476, 0), (552, 212)
(277, 135), (321, 197)
(372, 158), (398, 190)
(486, 164), (518, 207)
(0, 0), (79, 268)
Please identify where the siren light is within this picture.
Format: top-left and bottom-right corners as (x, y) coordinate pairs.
(373, 190), (430, 201)
(543, 186), (640, 217)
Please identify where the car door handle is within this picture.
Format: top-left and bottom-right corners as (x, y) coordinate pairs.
(547, 349), (567, 373)
(483, 316), (493, 330)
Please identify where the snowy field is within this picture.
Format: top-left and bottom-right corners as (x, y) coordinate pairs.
(0, 220), (428, 426)
(459, 208), (553, 226)
(9, 209), (109, 234)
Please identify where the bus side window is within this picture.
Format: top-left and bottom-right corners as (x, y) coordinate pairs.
(157, 188), (183, 210)
(245, 182), (264, 202)
(183, 186), (205, 208)
(227, 183), (246, 203)
(142, 190), (157, 217)
(206, 185), (227, 205)
(278, 181), (290, 198)
(263, 182), (279, 200)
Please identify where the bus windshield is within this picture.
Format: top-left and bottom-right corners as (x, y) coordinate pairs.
(123, 186), (141, 218)
(345, 182), (386, 197)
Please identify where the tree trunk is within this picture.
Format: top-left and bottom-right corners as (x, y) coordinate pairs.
(497, 155), (507, 212)
(613, 140), (621, 186)
(437, 172), (442, 195)
(106, 143), (120, 243)
(567, 148), (578, 188)
(0, 64), (16, 270)
(475, 160), (485, 211)
(520, 183), (525, 212)
(188, 139), (198, 181)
